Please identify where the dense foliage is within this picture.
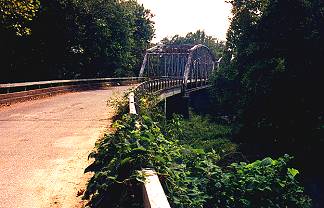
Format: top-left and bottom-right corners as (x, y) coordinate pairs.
(83, 93), (311, 208)
(161, 30), (225, 58)
(211, 0), (324, 181)
(0, 0), (154, 83)
(0, 0), (40, 35)
(165, 115), (237, 158)
(207, 155), (311, 208)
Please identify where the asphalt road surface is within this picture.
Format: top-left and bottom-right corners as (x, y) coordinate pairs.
(0, 86), (131, 208)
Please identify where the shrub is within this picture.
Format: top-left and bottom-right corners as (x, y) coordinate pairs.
(84, 93), (311, 208)
(165, 114), (236, 156)
(206, 155), (312, 208)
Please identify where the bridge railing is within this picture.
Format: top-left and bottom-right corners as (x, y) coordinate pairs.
(135, 77), (183, 94)
(0, 77), (146, 106)
(130, 77), (211, 115)
(0, 77), (145, 94)
(131, 77), (184, 115)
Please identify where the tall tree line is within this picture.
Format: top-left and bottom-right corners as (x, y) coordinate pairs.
(211, 0), (323, 201)
(161, 30), (225, 58)
(0, 0), (154, 83)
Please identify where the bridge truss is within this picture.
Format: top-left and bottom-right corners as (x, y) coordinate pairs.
(139, 44), (218, 92)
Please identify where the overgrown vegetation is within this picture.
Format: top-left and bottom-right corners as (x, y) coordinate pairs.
(164, 115), (238, 160)
(83, 93), (311, 208)
(211, 0), (324, 165)
(0, 0), (154, 83)
(207, 0), (324, 206)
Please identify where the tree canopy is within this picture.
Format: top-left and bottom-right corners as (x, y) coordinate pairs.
(0, 0), (40, 35)
(211, 0), (324, 178)
(161, 30), (225, 58)
(0, 0), (154, 83)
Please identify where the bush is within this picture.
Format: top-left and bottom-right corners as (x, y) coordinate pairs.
(206, 155), (312, 208)
(83, 113), (214, 207)
(165, 114), (236, 157)
(84, 93), (311, 208)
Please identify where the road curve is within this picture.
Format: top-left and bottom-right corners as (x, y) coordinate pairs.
(0, 86), (132, 208)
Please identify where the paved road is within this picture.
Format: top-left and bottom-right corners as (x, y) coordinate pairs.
(0, 86), (131, 208)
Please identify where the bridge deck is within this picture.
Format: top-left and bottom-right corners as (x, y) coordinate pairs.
(0, 86), (131, 208)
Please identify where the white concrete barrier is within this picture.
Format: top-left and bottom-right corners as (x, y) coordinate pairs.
(142, 169), (171, 208)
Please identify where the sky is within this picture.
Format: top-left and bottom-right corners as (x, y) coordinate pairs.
(137, 0), (232, 43)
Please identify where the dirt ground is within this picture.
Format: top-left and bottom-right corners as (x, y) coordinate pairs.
(0, 86), (132, 208)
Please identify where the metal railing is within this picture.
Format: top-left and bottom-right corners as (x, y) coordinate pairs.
(0, 77), (145, 94)
(0, 77), (146, 106)
(130, 77), (210, 114)
(130, 77), (184, 115)
(133, 77), (209, 95)
(135, 77), (182, 94)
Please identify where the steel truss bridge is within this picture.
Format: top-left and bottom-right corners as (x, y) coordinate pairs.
(135, 44), (220, 99)
(130, 43), (220, 115)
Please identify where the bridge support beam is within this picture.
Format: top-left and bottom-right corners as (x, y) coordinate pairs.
(165, 93), (189, 119)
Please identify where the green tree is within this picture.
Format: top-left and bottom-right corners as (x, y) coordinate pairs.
(211, 1), (324, 200)
(0, 0), (40, 35)
(119, 0), (155, 76)
(161, 30), (225, 58)
(0, 0), (154, 83)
